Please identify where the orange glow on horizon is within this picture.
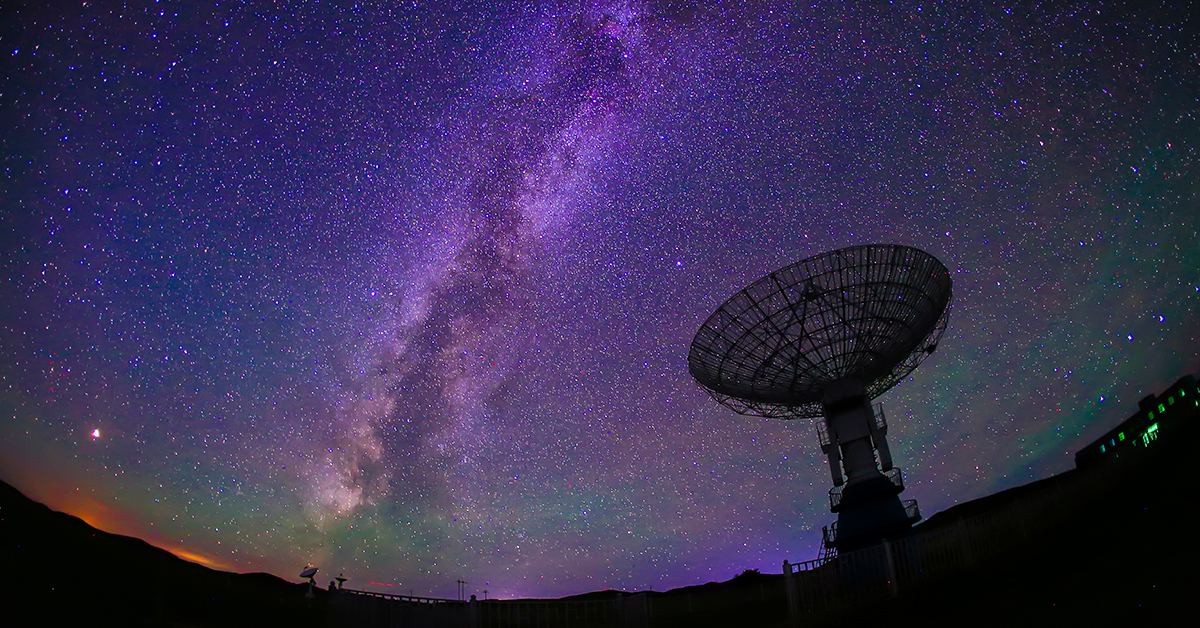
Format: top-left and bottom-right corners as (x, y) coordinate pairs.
(72, 506), (232, 570)
(1, 458), (282, 580)
(19, 484), (233, 572)
(165, 546), (227, 569)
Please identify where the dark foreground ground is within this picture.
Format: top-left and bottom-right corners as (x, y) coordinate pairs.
(0, 479), (327, 627)
(3, 410), (1198, 626)
(822, 442), (1198, 627)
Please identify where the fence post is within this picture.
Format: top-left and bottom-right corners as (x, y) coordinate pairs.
(784, 567), (800, 625)
(958, 519), (974, 567)
(883, 539), (899, 598)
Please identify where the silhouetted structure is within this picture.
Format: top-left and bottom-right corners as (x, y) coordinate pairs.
(688, 244), (952, 551)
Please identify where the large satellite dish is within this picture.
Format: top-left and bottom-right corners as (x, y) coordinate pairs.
(689, 244), (952, 552)
(689, 244), (951, 419)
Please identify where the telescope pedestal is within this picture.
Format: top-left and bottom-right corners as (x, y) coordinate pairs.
(822, 379), (920, 551)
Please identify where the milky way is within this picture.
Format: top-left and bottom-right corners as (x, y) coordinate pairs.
(2, 0), (1197, 599)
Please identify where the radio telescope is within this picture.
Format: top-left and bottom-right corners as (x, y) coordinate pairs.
(688, 244), (952, 552)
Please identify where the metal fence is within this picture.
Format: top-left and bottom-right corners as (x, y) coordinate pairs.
(331, 589), (622, 628)
(785, 461), (1116, 620)
(476, 598), (616, 628)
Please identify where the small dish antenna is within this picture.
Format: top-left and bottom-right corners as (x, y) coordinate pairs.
(300, 565), (319, 599)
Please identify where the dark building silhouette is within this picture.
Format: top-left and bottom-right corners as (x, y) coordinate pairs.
(1076, 374), (1198, 468)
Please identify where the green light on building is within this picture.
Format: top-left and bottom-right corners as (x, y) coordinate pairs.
(1119, 432), (1125, 441)
(1158, 403), (1166, 413)
(1142, 423), (1159, 446)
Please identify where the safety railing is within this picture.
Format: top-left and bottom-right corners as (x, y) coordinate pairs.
(340, 589), (462, 605)
(815, 419), (831, 448)
(822, 522), (838, 548)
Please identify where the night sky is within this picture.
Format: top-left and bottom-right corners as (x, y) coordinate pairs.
(2, 0), (1197, 600)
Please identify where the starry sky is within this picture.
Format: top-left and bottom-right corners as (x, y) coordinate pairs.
(1, 0), (1197, 600)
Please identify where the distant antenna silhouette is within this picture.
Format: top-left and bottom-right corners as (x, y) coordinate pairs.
(300, 565), (319, 599)
(689, 244), (952, 551)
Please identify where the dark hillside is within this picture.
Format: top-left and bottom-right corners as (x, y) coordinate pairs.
(0, 480), (326, 627)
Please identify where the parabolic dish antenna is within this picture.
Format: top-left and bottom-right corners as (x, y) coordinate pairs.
(689, 244), (951, 419)
(689, 244), (952, 551)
